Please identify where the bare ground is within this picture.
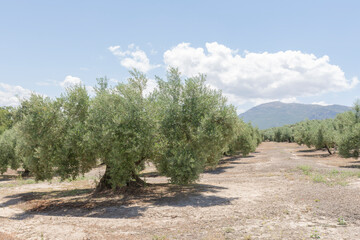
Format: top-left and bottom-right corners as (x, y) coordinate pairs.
(1, 142), (360, 240)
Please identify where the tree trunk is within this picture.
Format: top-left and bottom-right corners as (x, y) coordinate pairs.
(95, 164), (112, 192)
(95, 165), (146, 192)
(21, 169), (31, 178)
(325, 145), (332, 155)
(127, 171), (146, 187)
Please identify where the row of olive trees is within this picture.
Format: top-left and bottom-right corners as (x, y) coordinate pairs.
(0, 68), (261, 190)
(262, 101), (360, 158)
(262, 126), (294, 143)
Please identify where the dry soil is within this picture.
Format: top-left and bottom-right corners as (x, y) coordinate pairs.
(1, 142), (360, 240)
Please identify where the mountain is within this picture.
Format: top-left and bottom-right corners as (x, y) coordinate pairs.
(239, 101), (351, 130)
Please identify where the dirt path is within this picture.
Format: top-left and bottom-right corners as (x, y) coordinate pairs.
(1, 142), (360, 239)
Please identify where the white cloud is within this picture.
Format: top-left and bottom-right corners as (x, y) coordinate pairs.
(86, 85), (95, 96)
(164, 42), (358, 107)
(312, 101), (330, 106)
(143, 78), (158, 97)
(108, 44), (160, 73)
(0, 83), (32, 106)
(60, 75), (82, 88)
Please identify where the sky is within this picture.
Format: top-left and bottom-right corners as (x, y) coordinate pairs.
(1, 0), (360, 113)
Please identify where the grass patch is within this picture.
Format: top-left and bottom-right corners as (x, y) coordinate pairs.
(338, 217), (347, 226)
(224, 227), (235, 233)
(310, 229), (320, 239)
(152, 236), (168, 240)
(243, 235), (252, 240)
(0, 178), (36, 188)
(297, 165), (312, 175)
(297, 166), (360, 186)
(312, 174), (326, 183)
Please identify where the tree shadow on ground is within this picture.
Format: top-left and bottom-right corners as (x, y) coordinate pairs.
(297, 149), (317, 153)
(6, 183), (234, 220)
(0, 188), (93, 208)
(140, 171), (160, 178)
(204, 166), (235, 175)
(229, 162), (250, 165)
(0, 175), (18, 182)
(298, 154), (331, 158)
(340, 165), (360, 169)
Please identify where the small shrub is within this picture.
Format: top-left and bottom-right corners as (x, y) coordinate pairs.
(338, 217), (347, 226)
(310, 229), (320, 239)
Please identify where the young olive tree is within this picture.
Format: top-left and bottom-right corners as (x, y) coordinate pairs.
(15, 85), (91, 181)
(228, 121), (258, 156)
(293, 120), (314, 147)
(15, 94), (62, 181)
(312, 119), (336, 154)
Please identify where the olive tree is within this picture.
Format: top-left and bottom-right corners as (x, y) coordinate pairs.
(228, 121), (258, 156)
(152, 68), (238, 184)
(337, 101), (360, 158)
(15, 85), (91, 181)
(86, 71), (156, 190)
(312, 120), (336, 154)
(55, 84), (93, 179)
(0, 127), (19, 174)
(15, 94), (61, 180)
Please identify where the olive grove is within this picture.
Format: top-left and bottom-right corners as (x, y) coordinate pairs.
(0, 68), (260, 190)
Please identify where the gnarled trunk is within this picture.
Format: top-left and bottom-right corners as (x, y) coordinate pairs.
(95, 164), (112, 192)
(95, 164), (146, 192)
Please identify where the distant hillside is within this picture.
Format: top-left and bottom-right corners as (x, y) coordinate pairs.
(239, 101), (351, 130)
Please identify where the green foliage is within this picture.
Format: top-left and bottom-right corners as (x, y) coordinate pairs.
(229, 122), (259, 156)
(0, 106), (13, 134)
(297, 165), (312, 176)
(336, 101), (360, 158)
(338, 217), (347, 226)
(86, 70), (156, 188)
(15, 94), (61, 181)
(152, 68), (239, 184)
(263, 118), (336, 154)
(2, 68), (261, 190)
(14, 85), (92, 181)
(0, 127), (19, 173)
(262, 125), (294, 143)
(55, 84), (93, 179)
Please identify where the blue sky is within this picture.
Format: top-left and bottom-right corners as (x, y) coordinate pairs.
(1, 0), (359, 112)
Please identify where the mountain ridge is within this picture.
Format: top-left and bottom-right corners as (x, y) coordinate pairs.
(239, 101), (351, 129)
